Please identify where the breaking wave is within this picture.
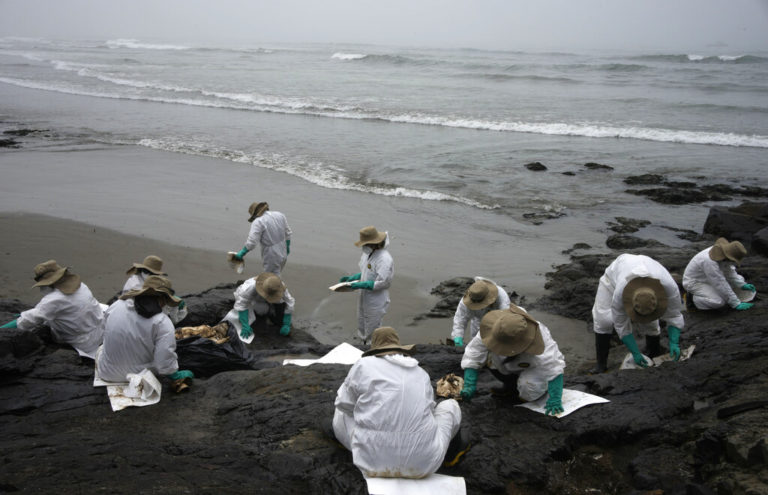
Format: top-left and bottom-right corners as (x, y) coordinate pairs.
(106, 39), (190, 50)
(631, 53), (768, 64)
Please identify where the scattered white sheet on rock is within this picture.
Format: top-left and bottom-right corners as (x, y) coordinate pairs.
(514, 388), (610, 418)
(364, 473), (466, 495)
(94, 349), (162, 411)
(621, 344), (696, 370)
(282, 342), (363, 367)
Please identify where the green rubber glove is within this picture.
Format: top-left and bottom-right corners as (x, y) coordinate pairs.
(453, 336), (464, 347)
(741, 283), (755, 291)
(178, 299), (186, 310)
(460, 368), (478, 401)
(621, 334), (649, 368)
(1, 319), (18, 329)
(286, 239), (291, 255)
(735, 302), (754, 311)
(339, 272), (362, 283)
(667, 326), (681, 361)
(234, 246), (249, 261)
(280, 313), (292, 336)
(167, 370), (194, 380)
(238, 310), (253, 339)
(545, 373), (564, 416)
(350, 280), (374, 290)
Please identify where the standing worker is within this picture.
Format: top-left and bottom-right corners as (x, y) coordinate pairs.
(451, 277), (510, 347)
(683, 238), (756, 311)
(222, 272), (295, 341)
(232, 202), (292, 276)
(1, 260), (103, 359)
(591, 254), (685, 373)
(333, 327), (468, 478)
(459, 306), (565, 416)
(122, 255), (187, 324)
(339, 226), (394, 345)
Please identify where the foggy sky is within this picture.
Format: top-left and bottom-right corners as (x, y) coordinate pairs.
(2, 0), (767, 52)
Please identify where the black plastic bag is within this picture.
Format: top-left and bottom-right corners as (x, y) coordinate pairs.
(176, 324), (255, 378)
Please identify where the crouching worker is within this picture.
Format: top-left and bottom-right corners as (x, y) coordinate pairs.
(122, 254), (188, 324)
(97, 275), (194, 389)
(1, 260), (103, 359)
(333, 327), (469, 478)
(683, 238), (756, 311)
(460, 306), (566, 416)
(451, 277), (510, 347)
(223, 272), (294, 341)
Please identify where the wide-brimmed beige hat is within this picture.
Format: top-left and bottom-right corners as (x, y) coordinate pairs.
(362, 327), (415, 357)
(480, 306), (544, 356)
(354, 226), (387, 247)
(120, 275), (181, 307)
(709, 237), (747, 264)
(622, 276), (666, 324)
(254, 272), (285, 303)
(32, 260), (82, 295)
(463, 280), (499, 310)
(248, 202), (269, 222)
(126, 255), (166, 276)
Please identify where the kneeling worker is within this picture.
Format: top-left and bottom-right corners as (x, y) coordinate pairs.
(223, 272), (294, 341)
(451, 277), (510, 347)
(460, 306), (565, 416)
(333, 327), (469, 478)
(683, 237), (756, 311)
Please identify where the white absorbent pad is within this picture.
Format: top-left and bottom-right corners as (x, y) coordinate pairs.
(620, 344), (696, 370)
(282, 342), (363, 366)
(514, 388), (610, 418)
(364, 473), (466, 495)
(94, 352), (162, 412)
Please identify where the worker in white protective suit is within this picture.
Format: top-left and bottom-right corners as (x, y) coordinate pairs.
(459, 306), (565, 416)
(683, 238), (756, 311)
(333, 327), (469, 478)
(338, 226), (394, 344)
(591, 254), (685, 373)
(122, 255), (188, 325)
(232, 201), (292, 276)
(222, 272), (295, 342)
(1, 260), (103, 359)
(97, 275), (193, 385)
(451, 277), (511, 347)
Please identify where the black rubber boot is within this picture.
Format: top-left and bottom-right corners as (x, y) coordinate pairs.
(589, 333), (611, 374)
(645, 334), (662, 358)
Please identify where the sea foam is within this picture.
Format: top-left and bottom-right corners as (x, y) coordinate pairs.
(106, 39), (189, 50)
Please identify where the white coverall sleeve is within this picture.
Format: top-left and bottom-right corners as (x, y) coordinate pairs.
(451, 301), (470, 340)
(495, 286), (511, 309)
(232, 280), (257, 312)
(17, 294), (59, 331)
(609, 286), (633, 339)
(283, 288), (295, 314)
(661, 279), (685, 330)
(371, 255), (394, 291)
(334, 363), (361, 415)
(153, 317), (179, 376)
(703, 261), (741, 308)
(461, 333), (489, 370)
(284, 217), (292, 241)
(244, 219), (264, 252)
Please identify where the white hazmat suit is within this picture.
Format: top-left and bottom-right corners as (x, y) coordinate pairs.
(123, 273), (188, 324)
(682, 247), (746, 310)
(244, 210), (292, 276)
(17, 284), (104, 359)
(592, 254), (684, 338)
(333, 353), (461, 479)
(222, 277), (295, 337)
(357, 237), (394, 342)
(452, 277), (511, 341)
(461, 316), (565, 401)
(97, 298), (178, 382)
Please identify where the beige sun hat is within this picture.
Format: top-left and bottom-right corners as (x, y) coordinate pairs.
(479, 306), (544, 356)
(709, 237), (747, 264)
(462, 280), (499, 310)
(248, 202), (269, 222)
(362, 327), (415, 357)
(126, 255), (166, 276)
(120, 275), (181, 307)
(622, 276), (667, 324)
(254, 272), (285, 303)
(31, 260), (82, 295)
(354, 226), (387, 247)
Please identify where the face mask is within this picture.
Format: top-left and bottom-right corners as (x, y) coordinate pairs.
(39, 286), (54, 296)
(362, 246), (373, 255)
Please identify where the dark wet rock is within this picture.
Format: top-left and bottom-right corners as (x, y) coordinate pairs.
(3, 129), (47, 137)
(703, 201), (768, 249)
(607, 217), (651, 234)
(0, 138), (20, 148)
(522, 210), (567, 225)
(659, 225), (706, 242)
(416, 277), (524, 320)
(561, 171), (575, 176)
(605, 234), (665, 249)
(624, 174), (665, 185)
(524, 161), (547, 171)
(625, 187), (714, 204)
(583, 162), (613, 171)
(561, 242), (591, 255)
(752, 226), (768, 257)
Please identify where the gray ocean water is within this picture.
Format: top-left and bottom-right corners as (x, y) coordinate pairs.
(1, 37), (767, 234)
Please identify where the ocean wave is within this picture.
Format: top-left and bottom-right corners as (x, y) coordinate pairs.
(631, 53), (768, 64)
(331, 52), (436, 66)
(3, 75), (767, 149)
(467, 72), (579, 84)
(136, 138), (500, 209)
(106, 39), (189, 50)
(331, 52), (367, 60)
